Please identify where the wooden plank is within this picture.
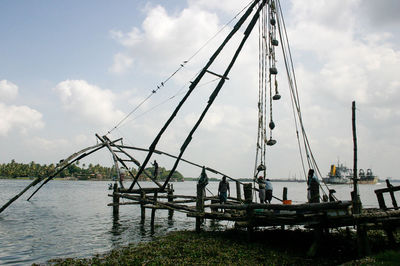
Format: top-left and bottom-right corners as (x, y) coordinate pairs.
(374, 186), (400, 194)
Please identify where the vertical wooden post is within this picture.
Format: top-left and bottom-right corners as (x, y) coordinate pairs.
(352, 101), (369, 256)
(236, 181), (241, 201)
(112, 183), (119, 217)
(386, 179), (398, 210)
(243, 183), (253, 203)
(376, 192), (387, 209)
(352, 101), (361, 214)
(196, 183), (205, 233)
(167, 184), (174, 218)
(243, 183), (253, 239)
(281, 187), (288, 230)
(140, 191), (146, 223)
(150, 192), (158, 232)
(282, 187), (288, 201)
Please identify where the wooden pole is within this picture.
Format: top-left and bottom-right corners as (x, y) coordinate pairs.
(243, 183), (254, 238)
(151, 192), (158, 232)
(281, 187), (288, 230)
(236, 181), (241, 201)
(352, 101), (361, 214)
(386, 179), (398, 210)
(140, 191), (146, 223)
(196, 183), (205, 232)
(167, 184), (174, 218)
(243, 183), (253, 204)
(113, 183), (119, 217)
(130, 0), (263, 191)
(282, 187), (288, 201)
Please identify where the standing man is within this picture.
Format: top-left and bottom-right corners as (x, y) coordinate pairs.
(265, 178), (273, 203)
(256, 176), (266, 203)
(218, 175), (230, 205)
(152, 160), (159, 179)
(307, 169), (320, 203)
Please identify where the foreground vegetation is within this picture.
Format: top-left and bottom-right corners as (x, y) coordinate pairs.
(45, 228), (399, 265)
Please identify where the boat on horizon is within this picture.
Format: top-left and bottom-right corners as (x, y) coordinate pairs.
(323, 163), (352, 184)
(358, 168), (378, 184)
(323, 163), (378, 185)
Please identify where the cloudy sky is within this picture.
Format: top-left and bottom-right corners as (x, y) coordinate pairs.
(1, 0), (400, 181)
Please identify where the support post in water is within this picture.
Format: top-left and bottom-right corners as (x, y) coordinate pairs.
(113, 183), (119, 217)
(167, 184), (174, 219)
(140, 191), (146, 223)
(151, 192), (158, 232)
(195, 183), (205, 233)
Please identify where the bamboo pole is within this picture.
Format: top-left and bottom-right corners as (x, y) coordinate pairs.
(1, 142), (106, 214)
(163, 1), (267, 189)
(352, 101), (361, 214)
(129, 0), (263, 191)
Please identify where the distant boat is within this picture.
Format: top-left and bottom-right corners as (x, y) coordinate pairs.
(323, 163), (352, 184)
(323, 163), (378, 185)
(358, 168), (378, 184)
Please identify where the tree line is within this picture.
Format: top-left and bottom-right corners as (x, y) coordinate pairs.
(0, 160), (184, 181)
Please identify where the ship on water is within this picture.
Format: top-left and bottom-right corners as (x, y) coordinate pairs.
(323, 163), (353, 184)
(323, 163), (378, 185)
(358, 168), (379, 184)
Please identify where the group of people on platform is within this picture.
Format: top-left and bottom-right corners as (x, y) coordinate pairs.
(255, 175), (273, 203)
(216, 175), (274, 204)
(213, 168), (321, 205)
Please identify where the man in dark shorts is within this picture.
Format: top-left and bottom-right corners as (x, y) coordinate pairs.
(265, 178), (273, 203)
(218, 175), (230, 204)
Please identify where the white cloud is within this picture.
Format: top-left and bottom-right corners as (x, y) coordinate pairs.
(54, 80), (125, 126)
(0, 80), (18, 102)
(110, 5), (220, 73)
(0, 103), (44, 136)
(109, 53), (133, 74)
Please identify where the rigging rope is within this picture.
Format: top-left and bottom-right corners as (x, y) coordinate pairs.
(106, 1), (255, 136)
(275, 0), (333, 199)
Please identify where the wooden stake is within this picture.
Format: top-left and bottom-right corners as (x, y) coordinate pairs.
(196, 183), (205, 232)
(140, 191), (146, 223)
(151, 192), (158, 232)
(167, 184), (174, 218)
(236, 181), (241, 201)
(113, 183), (119, 217)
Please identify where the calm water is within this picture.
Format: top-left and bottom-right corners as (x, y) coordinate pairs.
(0, 179), (393, 265)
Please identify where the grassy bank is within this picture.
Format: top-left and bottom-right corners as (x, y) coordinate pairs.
(44, 228), (399, 265)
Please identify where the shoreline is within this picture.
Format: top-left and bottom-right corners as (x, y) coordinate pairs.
(40, 229), (399, 265)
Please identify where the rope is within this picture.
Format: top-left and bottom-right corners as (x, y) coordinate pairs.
(275, 0), (333, 199)
(106, 1), (255, 136)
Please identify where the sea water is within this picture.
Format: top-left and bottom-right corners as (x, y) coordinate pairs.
(0, 179), (394, 265)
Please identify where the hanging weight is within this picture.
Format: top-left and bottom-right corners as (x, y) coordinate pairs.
(267, 139), (277, 146)
(269, 121), (275, 130)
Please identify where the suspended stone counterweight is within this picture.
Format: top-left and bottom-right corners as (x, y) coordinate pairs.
(273, 94), (281, 100)
(269, 67), (278, 75)
(267, 138), (277, 146)
(269, 121), (275, 130)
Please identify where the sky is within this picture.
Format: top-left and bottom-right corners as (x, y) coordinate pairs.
(1, 0), (400, 181)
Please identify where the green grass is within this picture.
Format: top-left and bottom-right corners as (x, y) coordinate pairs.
(43, 229), (399, 265)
